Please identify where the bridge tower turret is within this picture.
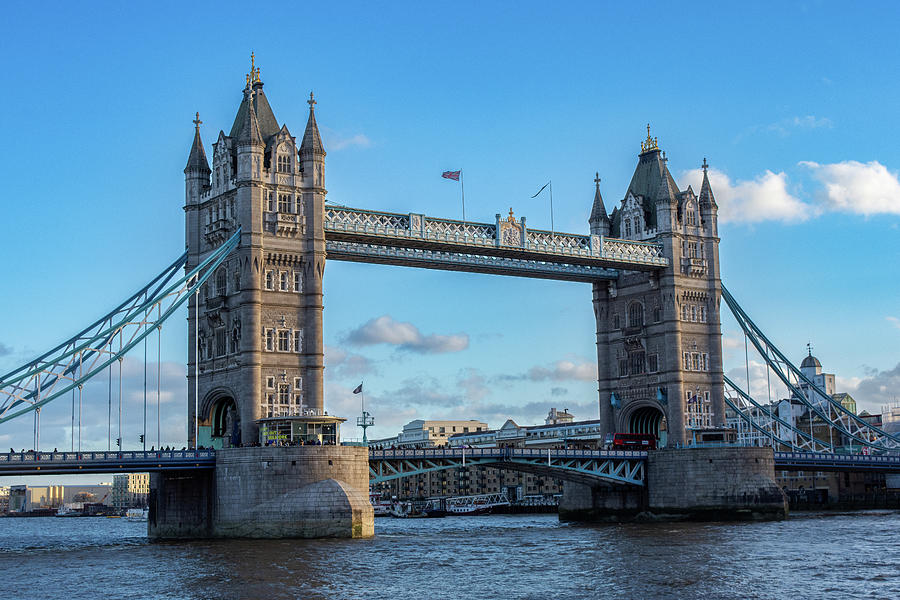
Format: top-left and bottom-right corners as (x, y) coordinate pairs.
(593, 127), (725, 447)
(185, 58), (335, 449)
(298, 91), (327, 421)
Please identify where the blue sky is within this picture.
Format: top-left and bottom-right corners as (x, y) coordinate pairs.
(1, 1), (899, 482)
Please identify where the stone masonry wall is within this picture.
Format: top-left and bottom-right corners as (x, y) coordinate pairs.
(148, 469), (215, 539)
(648, 447), (787, 520)
(213, 445), (372, 538)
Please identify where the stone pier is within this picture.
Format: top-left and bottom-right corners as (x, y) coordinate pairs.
(149, 445), (373, 539)
(559, 447), (788, 522)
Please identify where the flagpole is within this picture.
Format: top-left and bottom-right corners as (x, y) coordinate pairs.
(549, 180), (554, 235)
(460, 171), (466, 224)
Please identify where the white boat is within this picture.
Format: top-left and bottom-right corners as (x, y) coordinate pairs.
(125, 508), (149, 521)
(446, 492), (510, 515)
(370, 493), (393, 517)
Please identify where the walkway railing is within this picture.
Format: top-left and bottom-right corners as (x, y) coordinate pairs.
(774, 451), (900, 471)
(0, 449), (216, 474)
(368, 448), (648, 460)
(324, 206), (668, 270)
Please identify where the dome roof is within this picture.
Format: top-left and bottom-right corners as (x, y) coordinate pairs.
(801, 354), (821, 369)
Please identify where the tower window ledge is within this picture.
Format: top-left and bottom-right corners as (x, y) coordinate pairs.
(204, 218), (233, 245)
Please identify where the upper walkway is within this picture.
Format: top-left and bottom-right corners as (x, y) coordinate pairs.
(323, 206), (668, 281)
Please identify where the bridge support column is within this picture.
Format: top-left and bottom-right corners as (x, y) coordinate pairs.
(647, 447), (787, 520)
(559, 482), (645, 522)
(148, 469), (215, 539)
(559, 447), (787, 522)
(149, 446), (373, 539)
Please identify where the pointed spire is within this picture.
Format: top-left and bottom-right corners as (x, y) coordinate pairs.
(655, 163), (677, 203)
(237, 89), (263, 146)
(699, 157), (717, 208)
(300, 91), (326, 157)
(589, 172), (610, 227)
(184, 112), (211, 174)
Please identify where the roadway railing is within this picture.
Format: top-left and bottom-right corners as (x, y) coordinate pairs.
(774, 451), (900, 470)
(0, 449), (216, 463)
(369, 448), (648, 460)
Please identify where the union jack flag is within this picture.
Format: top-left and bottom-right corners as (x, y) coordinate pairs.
(441, 170), (461, 181)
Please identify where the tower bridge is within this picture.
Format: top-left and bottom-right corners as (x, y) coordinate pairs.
(2, 58), (898, 537)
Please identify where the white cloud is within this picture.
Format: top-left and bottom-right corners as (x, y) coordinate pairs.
(323, 131), (372, 151)
(344, 315), (469, 354)
(768, 115), (833, 135)
(526, 359), (598, 382)
(800, 160), (900, 216)
(681, 168), (812, 224)
(887, 317), (900, 331)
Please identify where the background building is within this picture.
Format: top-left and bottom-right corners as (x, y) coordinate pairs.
(369, 419), (488, 449)
(112, 473), (150, 509)
(369, 411), (590, 502)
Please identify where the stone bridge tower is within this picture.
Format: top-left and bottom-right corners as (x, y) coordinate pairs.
(591, 129), (725, 447)
(183, 60), (328, 447)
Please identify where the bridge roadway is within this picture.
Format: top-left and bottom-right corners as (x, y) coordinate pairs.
(1, 448), (898, 479)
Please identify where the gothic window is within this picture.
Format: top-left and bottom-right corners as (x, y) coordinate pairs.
(278, 330), (290, 352)
(683, 351), (692, 371)
(294, 377), (303, 391)
(280, 271), (289, 291)
(265, 330), (274, 352)
(293, 272), (302, 293)
(278, 193), (291, 213)
(699, 305), (707, 322)
(648, 353), (659, 373)
(624, 218), (632, 238)
(267, 191), (275, 212)
(216, 268), (227, 296)
(681, 305), (689, 321)
(229, 328), (238, 354)
(266, 376), (275, 389)
(628, 303), (644, 328)
(265, 271), (274, 290)
(687, 208), (697, 226)
(691, 306), (697, 322)
(653, 307), (661, 323)
(233, 269), (241, 293)
(215, 328), (226, 357)
(278, 384), (290, 404)
(628, 351), (645, 375)
(206, 337), (214, 360)
(277, 154), (290, 173)
(634, 214), (642, 234)
(293, 329), (303, 353)
(613, 314), (620, 330)
(618, 358), (628, 378)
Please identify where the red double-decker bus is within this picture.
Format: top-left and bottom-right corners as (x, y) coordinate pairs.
(605, 432), (657, 450)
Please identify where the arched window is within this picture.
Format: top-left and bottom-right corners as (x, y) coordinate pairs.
(216, 268), (227, 296)
(628, 302), (644, 328)
(624, 218), (632, 238)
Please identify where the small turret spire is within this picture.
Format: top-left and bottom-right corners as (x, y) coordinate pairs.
(300, 91), (325, 157)
(589, 171), (611, 235)
(185, 111), (210, 174)
(699, 157), (717, 209)
(237, 89), (263, 146)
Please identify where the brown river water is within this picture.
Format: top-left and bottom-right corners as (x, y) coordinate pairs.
(0, 512), (897, 599)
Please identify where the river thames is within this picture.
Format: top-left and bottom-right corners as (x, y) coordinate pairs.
(1, 511), (897, 599)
